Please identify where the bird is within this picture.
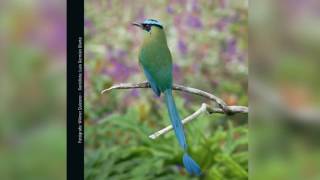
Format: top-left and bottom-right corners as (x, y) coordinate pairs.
(132, 19), (201, 176)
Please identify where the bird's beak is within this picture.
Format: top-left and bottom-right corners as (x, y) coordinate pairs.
(132, 22), (142, 28)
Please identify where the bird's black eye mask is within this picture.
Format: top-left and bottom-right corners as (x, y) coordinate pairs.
(142, 24), (151, 32)
(142, 23), (163, 32)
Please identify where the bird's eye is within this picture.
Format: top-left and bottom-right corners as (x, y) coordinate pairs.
(144, 24), (151, 31)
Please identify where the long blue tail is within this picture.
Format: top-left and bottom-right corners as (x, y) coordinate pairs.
(164, 89), (201, 176)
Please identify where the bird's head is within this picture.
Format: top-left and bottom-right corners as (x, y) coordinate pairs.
(132, 19), (163, 32)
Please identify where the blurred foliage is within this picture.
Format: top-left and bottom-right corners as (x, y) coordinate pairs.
(85, 0), (247, 179)
(85, 102), (248, 180)
(250, 0), (320, 179)
(0, 0), (66, 179)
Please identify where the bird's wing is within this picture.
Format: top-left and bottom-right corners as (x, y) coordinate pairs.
(141, 64), (161, 97)
(139, 45), (173, 91)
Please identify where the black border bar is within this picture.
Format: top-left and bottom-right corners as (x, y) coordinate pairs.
(67, 0), (84, 179)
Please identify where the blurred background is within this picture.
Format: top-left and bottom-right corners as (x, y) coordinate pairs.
(0, 0), (66, 179)
(84, 0), (248, 179)
(250, 0), (320, 179)
(2, 0), (318, 179)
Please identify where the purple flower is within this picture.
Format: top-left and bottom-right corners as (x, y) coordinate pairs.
(221, 38), (239, 62)
(174, 15), (183, 27)
(215, 18), (229, 31)
(177, 39), (188, 55)
(130, 89), (139, 97)
(191, 0), (200, 13)
(116, 49), (128, 59)
(30, 1), (66, 57)
(85, 18), (93, 29)
(166, 5), (175, 14)
(182, 93), (193, 105)
(106, 59), (130, 81)
(173, 63), (182, 82)
(103, 48), (137, 82)
(238, 53), (247, 62)
(186, 15), (203, 29)
(226, 38), (237, 57)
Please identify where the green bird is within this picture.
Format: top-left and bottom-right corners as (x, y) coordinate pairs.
(133, 19), (201, 176)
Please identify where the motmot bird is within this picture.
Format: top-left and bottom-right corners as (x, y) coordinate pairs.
(132, 19), (201, 176)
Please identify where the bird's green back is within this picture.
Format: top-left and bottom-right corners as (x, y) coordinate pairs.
(139, 26), (172, 92)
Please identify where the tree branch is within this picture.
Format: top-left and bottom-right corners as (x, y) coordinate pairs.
(102, 82), (236, 114)
(101, 82), (248, 139)
(149, 103), (248, 139)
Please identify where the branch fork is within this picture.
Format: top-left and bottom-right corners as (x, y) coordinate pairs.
(101, 82), (248, 139)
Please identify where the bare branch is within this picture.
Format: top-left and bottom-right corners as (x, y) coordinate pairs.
(101, 82), (235, 113)
(207, 105), (248, 114)
(149, 103), (208, 139)
(101, 81), (150, 93)
(149, 103), (248, 139)
(101, 81), (248, 139)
